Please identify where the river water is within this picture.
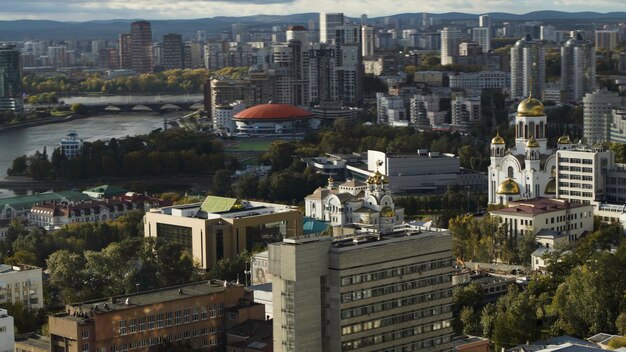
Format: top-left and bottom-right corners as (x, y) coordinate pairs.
(0, 113), (170, 198)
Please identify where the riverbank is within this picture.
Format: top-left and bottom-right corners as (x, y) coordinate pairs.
(0, 114), (81, 133)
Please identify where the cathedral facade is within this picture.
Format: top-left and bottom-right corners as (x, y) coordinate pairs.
(488, 95), (574, 205)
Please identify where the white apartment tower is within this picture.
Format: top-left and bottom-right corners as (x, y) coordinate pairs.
(479, 14), (491, 28)
(561, 33), (596, 102)
(320, 13), (345, 44)
(583, 89), (622, 144)
(361, 25), (375, 58)
(440, 27), (461, 66)
(510, 35), (545, 100)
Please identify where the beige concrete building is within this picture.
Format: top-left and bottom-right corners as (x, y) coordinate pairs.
(269, 230), (454, 352)
(144, 196), (302, 270)
(49, 281), (265, 352)
(0, 264), (43, 310)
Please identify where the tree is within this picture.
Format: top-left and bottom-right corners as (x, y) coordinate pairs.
(489, 286), (539, 350)
(70, 103), (88, 115)
(212, 169), (232, 196)
(46, 250), (89, 304)
(616, 313), (626, 335)
(263, 141), (297, 172)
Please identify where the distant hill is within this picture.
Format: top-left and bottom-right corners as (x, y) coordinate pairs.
(1, 11), (625, 41)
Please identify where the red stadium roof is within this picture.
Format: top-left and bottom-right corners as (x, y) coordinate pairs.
(233, 103), (313, 120)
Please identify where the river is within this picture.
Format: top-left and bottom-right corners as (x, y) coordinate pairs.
(0, 113), (170, 198)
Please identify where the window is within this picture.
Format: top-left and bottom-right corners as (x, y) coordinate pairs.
(201, 306), (208, 320)
(157, 313), (164, 328)
(148, 315), (155, 329)
(82, 330), (89, 339)
(166, 312), (173, 327)
(139, 317), (146, 331)
(129, 319), (136, 333)
(175, 310), (182, 325)
(82, 344), (89, 352)
(192, 307), (199, 321)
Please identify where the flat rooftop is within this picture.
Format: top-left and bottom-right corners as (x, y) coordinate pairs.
(56, 281), (232, 321)
(15, 334), (50, 350)
(491, 198), (590, 216)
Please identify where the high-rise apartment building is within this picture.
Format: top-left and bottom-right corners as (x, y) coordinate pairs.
(0, 264), (43, 310)
(556, 146), (614, 205)
(510, 35), (545, 100)
(308, 43), (363, 106)
(320, 13), (345, 44)
(286, 26), (310, 46)
(118, 33), (132, 69)
(361, 25), (375, 57)
(0, 44), (22, 111)
(595, 30), (618, 51)
(269, 231), (454, 352)
(479, 14), (491, 28)
(162, 33), (185, 70)
(583, 89), (623, 144)
(472, 27), (491, 52)
(452, 95), (482, 132)
(130, 21), (153, 73)
(440, 27), (461, 65)
(561, 33), (596, 102)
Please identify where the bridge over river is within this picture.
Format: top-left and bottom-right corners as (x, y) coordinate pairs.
(42, 94), (206, 112)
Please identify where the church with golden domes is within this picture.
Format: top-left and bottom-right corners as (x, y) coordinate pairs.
(489, 95), (574, 205)
(304, 171), (405, 234)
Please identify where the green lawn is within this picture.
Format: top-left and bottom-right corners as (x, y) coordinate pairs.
(224, 139), (273, 152)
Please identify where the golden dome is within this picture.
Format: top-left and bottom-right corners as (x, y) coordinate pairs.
(544, 179), (556, 195)
(368, 170), (384, 185)
(497, 178), (521, 195)
(526, 137), (540, 148)
(517, 95), (545, 117)
(381, 206), (395, 218)
(491, 132), (505, 145)
(557, 135), (572, 144)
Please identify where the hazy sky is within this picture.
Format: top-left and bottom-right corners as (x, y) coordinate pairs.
(1, 0), (625, 21)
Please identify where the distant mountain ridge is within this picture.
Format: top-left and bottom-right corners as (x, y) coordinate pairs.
(1, 11), (625, 41)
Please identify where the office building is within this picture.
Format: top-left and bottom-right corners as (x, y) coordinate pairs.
(595, 30), (618, 51)
(441, 27), (461, 65)
(0, 309), (14, 352)
(130, 21), (153, 73)
(269, 230), (454, 352)
(561, 33), (596, 102)
(0, 44), (22, 111)
(449, 71), (510, 91)
(320, 13), (345, 44)
(49, 281), (265, 352)
(452, 95), (481, 133)
(0, 264), (43, 310)
(582, 89), (622, 144)
(162, 33), (185, 70)
(286, 25), (310, 46)
(144, 195), (302, 270)
(510, 35), (545, 100)
(472, 27), (491, 52)
(212, 101), (245, 132)
(410, 94), (443, 129)
(361, 25), (375, 58)
(555, 146), (613, 205)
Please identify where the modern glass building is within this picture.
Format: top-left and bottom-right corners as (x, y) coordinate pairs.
(0, 44), (22, 112)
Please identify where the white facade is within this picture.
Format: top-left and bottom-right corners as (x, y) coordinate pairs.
(410, 94), (441, 128)
(583, 89), (622, 144)
(361, 25), (375, 58)
(490, 198), (594, 241)
(449, 71), (510, 91)
(60, 130), (83, 159)
(0, 264), (44, 310)
(488, 97), (562, 205)
(0, 309), (14, 352)
(212, 101), (245, 132)
(440, 27), (461, 66)
(376, 93), (405, 125)
(555, 147), (614, 205)
(304, 173), (404, 235)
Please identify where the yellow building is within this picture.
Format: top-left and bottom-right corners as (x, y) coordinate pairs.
(144, 196), (302, 270)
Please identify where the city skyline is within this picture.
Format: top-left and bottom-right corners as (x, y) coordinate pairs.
(2, 0), (626, 21)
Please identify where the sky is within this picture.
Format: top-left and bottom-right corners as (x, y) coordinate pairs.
(1, 0), (625, 21)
